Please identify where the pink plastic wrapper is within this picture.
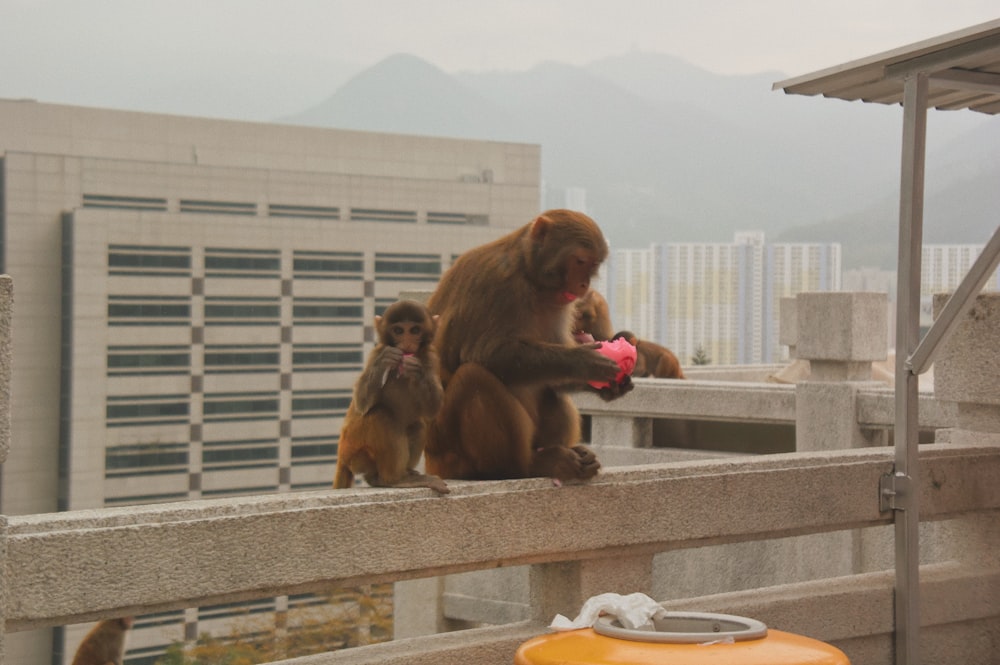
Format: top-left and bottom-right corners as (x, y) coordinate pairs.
(588, 338), (636, 389)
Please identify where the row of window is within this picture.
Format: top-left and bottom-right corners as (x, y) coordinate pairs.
(85, 194), (488, 226)
(107, 344), (364, 376)
(106, 390), (352, 427)
(106, 435), (337, 475)
(107, 245), (440, 282)
(107, 296), (368, 326)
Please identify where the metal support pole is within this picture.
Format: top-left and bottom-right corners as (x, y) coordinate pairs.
(892, 72), (928, 665)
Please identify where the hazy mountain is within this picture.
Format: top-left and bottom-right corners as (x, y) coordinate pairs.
(283, 54), (523, 140)
(282, 52), (999, 266)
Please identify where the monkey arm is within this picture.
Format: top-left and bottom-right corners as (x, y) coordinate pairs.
(478, 339), (619, 388)
(353, 346), (403, 413)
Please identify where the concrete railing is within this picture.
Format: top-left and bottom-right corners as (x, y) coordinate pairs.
(4, 443), (1000, 665)
(2, 284), (999, 665)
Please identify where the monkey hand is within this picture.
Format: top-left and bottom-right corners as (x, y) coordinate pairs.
(531, 444), (601, 482)
(378, 346), (404, 370)
(574, 344), (621, 386)
(594, 374), (634, 401)
(397, 353), (423, 378)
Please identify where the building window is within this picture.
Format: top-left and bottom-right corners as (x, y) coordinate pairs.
(205, 248), (280, 278)
(374, 253), (441, 281)
(204, 344), (281, 373)
(202, 437), (279, 470)
(108, 245), (191, 277)
(108, 295), (191, 326)
(105, 441), (189, 477)
(291, 389), (351, 419)
(292, 298), (363, 326)
(291, 434), (338, 466)
(268, 203), (341, 220)
(107, 345), (191, 376)
(106, 394), (189, 427)
(349, 208), (417, 223)
(292, 250), (364, 280)
(203, 392), (280, 423)
(427, 211), (488, 226)
(204, 296), (281, 326)
(291, 344), (363, 372)
(180, 199), (256, 216)
(83, 193), (168, 211)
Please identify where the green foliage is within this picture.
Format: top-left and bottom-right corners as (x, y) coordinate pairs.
(691, 345), (711, 366)
(154, 586), (392, 665)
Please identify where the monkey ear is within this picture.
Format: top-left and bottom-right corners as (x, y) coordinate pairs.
(529, 214), (553, 243)
(375, 315), (383, 327)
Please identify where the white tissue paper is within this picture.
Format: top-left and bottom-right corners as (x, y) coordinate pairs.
(549, 592), (663, 631)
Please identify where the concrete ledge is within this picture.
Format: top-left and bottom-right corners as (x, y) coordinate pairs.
(276, 621), (542, 665)
(577, 379), (954, 430)
(856, 389), (956, 428)
(274, 563), (1000, 665)
(659, 562), (1000, 665)
(575, 379), (797, 423)
(6, 444), (1000, 630)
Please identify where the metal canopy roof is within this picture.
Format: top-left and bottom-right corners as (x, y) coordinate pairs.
(772, 18), (1000, 665)
(773, 18), (1000, 114)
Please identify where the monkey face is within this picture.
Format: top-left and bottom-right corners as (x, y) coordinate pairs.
(390, 322), (425, 354)
(563, 250), (599, 300)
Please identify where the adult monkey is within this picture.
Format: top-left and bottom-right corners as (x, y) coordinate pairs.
(425, 209), (631, 482)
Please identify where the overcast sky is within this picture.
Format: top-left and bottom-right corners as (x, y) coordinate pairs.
(2, 1), (998, 120)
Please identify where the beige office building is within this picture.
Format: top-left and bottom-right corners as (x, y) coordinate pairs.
(0, 99), (540, 663)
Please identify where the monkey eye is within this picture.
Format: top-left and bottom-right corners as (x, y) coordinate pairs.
(408, 325), (422, 335)
(391, 325), (405, 336)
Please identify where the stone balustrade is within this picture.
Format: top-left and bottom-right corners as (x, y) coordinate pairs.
(1, 283), (999, 665)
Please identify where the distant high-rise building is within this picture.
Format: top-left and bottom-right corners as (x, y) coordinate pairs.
(0, 99), (541, 665)
(920, 243), (1000, 326)
(606, 233), (841, 365)
(543, 184), (588, 214)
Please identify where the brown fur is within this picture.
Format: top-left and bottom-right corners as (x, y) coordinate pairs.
(572, 289), (613, 342)
(425, 210), (631, 481)
(612, 330), (685, 379)
(71, 617), (132, 665)
(333, 300), (448, 493)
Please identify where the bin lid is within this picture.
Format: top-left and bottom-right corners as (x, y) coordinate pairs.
(515, 625), (850, 665)
(594, 610), (768, 643)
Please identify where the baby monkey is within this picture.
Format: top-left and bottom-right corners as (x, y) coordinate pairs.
(333, 300), (449, 494)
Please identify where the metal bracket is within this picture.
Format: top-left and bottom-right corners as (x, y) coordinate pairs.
(880, 472), (913, 512)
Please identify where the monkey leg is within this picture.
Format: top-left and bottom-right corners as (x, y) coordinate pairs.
(425, 362), (535, 479)
(345, 411), (410, 487)
(530, 388), (601, 481)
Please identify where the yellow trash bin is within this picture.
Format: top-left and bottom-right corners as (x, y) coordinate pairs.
(515, 611), (849, 665)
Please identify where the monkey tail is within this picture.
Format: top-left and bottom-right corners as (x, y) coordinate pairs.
(332, 458), (354, 489)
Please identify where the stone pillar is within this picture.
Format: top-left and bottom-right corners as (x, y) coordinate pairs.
(794, 292), (888, 451)
(529, 554), (654, 623)
(932, 293), (1000, 577)
(933, 292), (1000, 445)
(779, 296), (798, 359)
(393, 578), (448, 639)
(0, 275), (13, 664)
(589, 415), (652, 449)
